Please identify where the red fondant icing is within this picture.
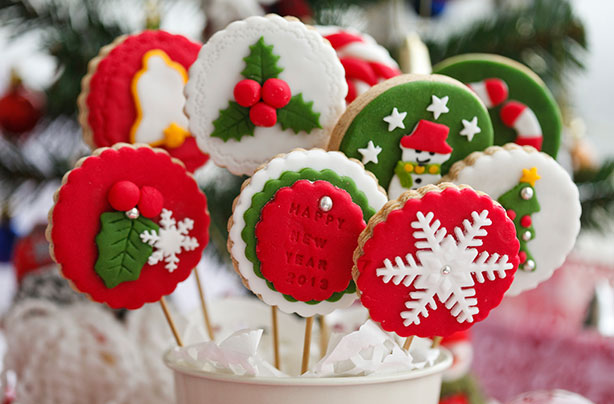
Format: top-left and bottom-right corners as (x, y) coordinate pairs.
(108, 180), (140, 212)
(250, 102), (277, 127)
(262, 78), (291, 109)
(234, 79), (261, 107)
(500, 101), (526, 127)
(400, 120), (453, 154)
(340, 58), (378, 86)
(506, 209), (517, 220)
(519, 251), (527, 264)
(520, 215), (532, 228)
(255, 180), (366, 302)
(484, 78), (509, 107)
(516, 136), (544, 151)
(323, 32), (363, 50)
(85, 30), (208, 172)
(138, 185), (164, 218)
(356, 187), (519, 337)
(50, 146), (209, 309)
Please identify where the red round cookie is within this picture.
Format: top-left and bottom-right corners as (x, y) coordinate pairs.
(255, 180), (366, 302)
(49, 146), (209, 309)
(84, 30), (208, 172)
(356, 186), (519, 337)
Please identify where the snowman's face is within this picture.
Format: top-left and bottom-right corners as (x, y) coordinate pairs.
(401, 148), (451, 165)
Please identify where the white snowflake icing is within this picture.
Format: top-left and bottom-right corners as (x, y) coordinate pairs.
(376, 210), (512, 326)
(383, 107), (407, 131)
(140, 208), (199, 272)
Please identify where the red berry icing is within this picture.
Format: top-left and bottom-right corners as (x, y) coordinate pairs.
(261, 78), (291, 109)
(506, 209), (517, 220)
(233, 79), (261, 107)
(520, 215), (532, 228)
(519, 251), (527, 264)
(249, 102), (277, 127)
(255, 180), (366, 302)
(108, 180), (140, 211)
(356, 187), (519, 337)
(138, 186), (164, 218)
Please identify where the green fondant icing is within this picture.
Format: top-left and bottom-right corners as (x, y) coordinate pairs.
(242, 168), (375, 303)
(241, 36), (283, 84)
(94, 212), (159, 289)
(433, 56), (561, 157)
(339, 80), (493, 189)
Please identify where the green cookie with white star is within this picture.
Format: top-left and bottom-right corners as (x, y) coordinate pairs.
(328, 74), (494, 199)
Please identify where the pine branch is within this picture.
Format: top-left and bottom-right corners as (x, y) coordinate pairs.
(575, 161), (614, 232)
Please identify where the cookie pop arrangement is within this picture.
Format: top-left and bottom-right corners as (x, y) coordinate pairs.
(44, 14), (582, 404)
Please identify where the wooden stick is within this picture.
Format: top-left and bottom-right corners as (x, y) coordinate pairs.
(301, 316), (314, 374)
(403, 336), (414, 351)
(160, 297), (183, 347)
(271, 306), (281, 370)
(318, 315), (329, 358)
(431, 336), (443, 348)
(193, 268), (215, 340)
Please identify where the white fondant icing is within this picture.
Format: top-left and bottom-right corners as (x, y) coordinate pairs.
(426, 95), (449, 120)
(459, 116), (481, 142)
(383, 107), (407, 132)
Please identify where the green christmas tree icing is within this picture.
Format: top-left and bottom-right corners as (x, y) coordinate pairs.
(497, 167), (541, 272)
(95, 212), (159, 288)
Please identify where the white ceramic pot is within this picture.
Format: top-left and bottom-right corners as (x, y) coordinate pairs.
(165, 348), (452, 404)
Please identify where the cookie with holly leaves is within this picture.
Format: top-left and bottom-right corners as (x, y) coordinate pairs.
(316, 26), (401, 104)
(442, 144), (580, 296)
(328, 74), (494, 200)
(354, 183), (519, 337)
(47, 144), (209, 309)
(228, 148), (387, 317)
(185, 15), (347, 176)
(78, 30), (208, 172)
(433, 54), (562, 157)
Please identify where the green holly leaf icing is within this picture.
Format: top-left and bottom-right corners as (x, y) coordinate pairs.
(277, 94), (322, 134)
(211, 101), (255, 142)
(241, 37), (283, 84)
(94, 212), (159, 289)
(242, 168), (374, 304)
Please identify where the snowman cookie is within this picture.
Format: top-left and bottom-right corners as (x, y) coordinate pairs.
(47, 144), (209, 309)
(433, 54), (562, 157)
(354, 183), (519, 337)
(316, 26), (401, 104)
(228, 148), (387, 317)
(186, 15), (347, 176)
(328, 74), (494, 200)
(442, 144), (580, 295)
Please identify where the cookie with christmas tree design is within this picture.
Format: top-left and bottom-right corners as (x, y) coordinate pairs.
(228, 148), (387, 316)
(442, 144), (580, 295)
(185, 15), (347, 176)
(433, 54), (562, 157)
(354, 183), (519, 337)
(47, 144), (209, 309)
(79, 30), (208, 172)
(328, 74), (494, 200)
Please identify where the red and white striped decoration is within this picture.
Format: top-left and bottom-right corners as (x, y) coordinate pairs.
(500, 101), (543, 150)
(467, 78), (508, 108)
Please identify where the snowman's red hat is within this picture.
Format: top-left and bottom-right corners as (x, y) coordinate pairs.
(400, 119), (452, 154)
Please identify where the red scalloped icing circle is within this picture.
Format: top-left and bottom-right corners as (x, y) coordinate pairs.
(356, 187), (519, 337)
(50, 146), (210, 309)
(86, 30), (208, 172)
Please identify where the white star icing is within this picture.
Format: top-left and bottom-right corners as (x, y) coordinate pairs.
(426, 95), (449, 120)
(358, 141), (383, 165)
(383, 107), (407, 132)
(460, 116), (481, 142)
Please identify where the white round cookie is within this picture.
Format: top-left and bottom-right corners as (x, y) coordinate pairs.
(443, 144), (581, 296)
(228, 148), (387, 317)
(186, 15), (347, 176)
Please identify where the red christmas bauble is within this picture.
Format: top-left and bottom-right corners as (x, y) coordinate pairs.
(250, 102), (277, 127)
(0, 82), (43, 136)
(262, 78), (291, 108)
(234, 79), (261, 107)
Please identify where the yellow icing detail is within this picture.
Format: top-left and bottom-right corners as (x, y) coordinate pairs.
(404, 163), (414, 173)
(415, 165), (426, 174)
(428, 165), (439, 174)
(164, 122), (190, 149)
(520, 167), (541, 187)
(129, 49), (189, 148)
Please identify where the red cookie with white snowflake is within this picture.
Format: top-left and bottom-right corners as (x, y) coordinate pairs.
(185, 15), (347, 176)
(78, 30), (208, 172)
(316, 26), (401, 104)
(47, 144), (209, 309)
(354, 183), (519, 337)
(228, 148), (387, 317)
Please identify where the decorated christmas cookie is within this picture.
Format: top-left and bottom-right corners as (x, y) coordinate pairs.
(328, 74), (494, 200)
(433, 54), (562, 157)
(442, 144), (580, 296)
(47, 144), (209, 309)
(354, 184), (519, 337)
(78, 30), (208, 173)
(185, 15), (347, 176)
(228, 148), (387, 317)
(316, 26), (401, 104)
